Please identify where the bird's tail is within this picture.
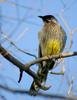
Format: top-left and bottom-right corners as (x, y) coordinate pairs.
(30, 60), (55, 95)
(30, 81), (40, 95)
(29, 66), (50, 96)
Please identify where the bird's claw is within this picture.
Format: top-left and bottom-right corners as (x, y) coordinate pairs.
(40, 84), (51, 90)
(47, 55), (51, 60)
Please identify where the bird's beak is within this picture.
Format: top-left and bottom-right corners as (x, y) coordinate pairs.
(38, 16), (43, 19)
(38, 16), (45, 22)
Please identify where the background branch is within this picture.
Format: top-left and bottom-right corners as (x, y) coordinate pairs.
(0, 84), (77, 100)
(1, 33), (37, 58)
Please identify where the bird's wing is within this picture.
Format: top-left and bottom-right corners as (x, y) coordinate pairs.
(60, 26), (67, 52)
(38, 44), (43, 68)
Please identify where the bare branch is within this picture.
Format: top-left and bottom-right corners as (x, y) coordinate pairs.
(0, 44), (39, 82)
(24, 52), (77, 69)
(49, 71), (64, 75)
(0, 84), (77, 100)
(0, 45), (77, 91)
(0, 44), (77, 77)
(1, 33), (37, 58)
(0, 45), (45, 89)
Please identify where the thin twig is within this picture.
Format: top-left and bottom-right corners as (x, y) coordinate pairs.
(59, 12), (73, 51)
(49, 71), (64, 75)
(1, 33), (37, 58)
(11, 42), (37, 58)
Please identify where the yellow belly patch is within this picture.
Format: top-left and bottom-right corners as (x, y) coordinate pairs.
(44, 39), (60, 56)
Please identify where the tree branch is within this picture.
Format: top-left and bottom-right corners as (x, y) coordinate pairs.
(0, 45), (40, 86)
(0, 84), (77, 100)
(0, 45), (49, 90)
(24, 52), (77, 69)
(1, 45), (77, 72)
(0, 44), (77, 90)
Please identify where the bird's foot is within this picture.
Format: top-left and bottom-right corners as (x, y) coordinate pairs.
(40, 83), (51, 90)
(47, 55), (51, 60)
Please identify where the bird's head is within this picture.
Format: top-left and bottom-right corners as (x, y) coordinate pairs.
(38, 15), (57, 23)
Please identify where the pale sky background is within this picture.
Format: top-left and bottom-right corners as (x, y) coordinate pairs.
(0, 0), (77, 100)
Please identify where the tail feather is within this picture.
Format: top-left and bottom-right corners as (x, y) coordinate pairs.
(30, 81), (39, 95)
(30, 60), (55, 95)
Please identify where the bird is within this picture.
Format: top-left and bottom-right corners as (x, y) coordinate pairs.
(30, 15), (67, 95)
